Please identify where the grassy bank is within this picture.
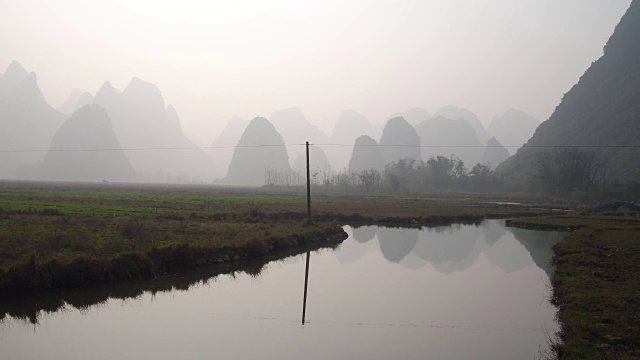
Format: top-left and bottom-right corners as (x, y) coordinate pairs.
(0, 181), (547, 298)
(508, 215), (640, 359)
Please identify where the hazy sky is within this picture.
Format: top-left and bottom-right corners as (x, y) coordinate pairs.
(0, 0), (632, 145)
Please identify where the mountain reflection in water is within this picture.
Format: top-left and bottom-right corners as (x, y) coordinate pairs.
(339, 220), (561, 276)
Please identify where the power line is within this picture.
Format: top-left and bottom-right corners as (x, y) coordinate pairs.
(0, 143), (637, 153)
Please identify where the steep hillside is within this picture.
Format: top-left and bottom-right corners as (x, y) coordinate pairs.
(0, 61), (66, 179)
(415, 116), (483, 166)
(57, 89), (82, 116)
(41, 105), (136, 182)
(487, 109), (539, 155)
(327, 110), (375, 171)
(224, 117), (291, 186)
(482, 137), (510, 170)
(209, 116), (250, 177)
(348, 135), (385, 173)
(390, 108), (432, 126)
(93, 78), (216, 182)
(434, 105), (490, 143)
(378, 117), (421, 166)
(270, 107), (329, 166)
(499, 1), (640, 183)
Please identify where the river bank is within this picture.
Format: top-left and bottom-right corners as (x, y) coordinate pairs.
(508, 215), (640, 359)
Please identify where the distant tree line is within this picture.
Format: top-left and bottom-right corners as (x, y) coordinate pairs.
(262, 149), (640, 202)
(320, 156), (503, 193)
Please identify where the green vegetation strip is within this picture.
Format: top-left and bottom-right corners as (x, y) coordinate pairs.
(510, 215), (640, 359)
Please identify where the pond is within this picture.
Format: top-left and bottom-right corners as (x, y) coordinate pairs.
(0, 220), (563, 359)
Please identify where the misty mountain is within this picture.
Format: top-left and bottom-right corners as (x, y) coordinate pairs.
(92, 77), (216, 182)
(498, 1), (640, 183)
(0, 61), (29, 98)
(434, 105), (490, 143)
(75, 92), (94, 112)
(270, 107), (329, 166)
(0, 61), (66, 179)
(487, 109), (539, 154)
(40, 104), (137, 182)
(415, 116), (483, 166)
(482, 137), (510, 170)
(292, 145), (332, 183)
(379, 117), (421, 166)
(209, 116), (250, 178)
(390, 107), (432, 126)
(57, 88), (82, 116)
(327, 110), (376, 171)
(348, 135), (385, 173)
(224, 117), (291, 186)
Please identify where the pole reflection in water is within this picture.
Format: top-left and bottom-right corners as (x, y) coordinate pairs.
(302, 250), (311, 325)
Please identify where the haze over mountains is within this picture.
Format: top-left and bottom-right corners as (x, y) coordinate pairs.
(223, 117), (291, 186)
(378, 117), (422, 165)
(487, 109), (540, 155)
(0, 60), (537, 185)
(91, 78), (216, 182)
(0, 61), (65, 179)
(41, 104), (136, 182)
(2, 0), (637, 190)
(415, 116), (483, 166)
(209, 116), (250, 178)
(327, 110), (377, 171)
(434, 105), (492, 144)
(270, 107), (329, 167)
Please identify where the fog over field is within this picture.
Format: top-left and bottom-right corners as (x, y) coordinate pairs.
(0, 1), (630, 142)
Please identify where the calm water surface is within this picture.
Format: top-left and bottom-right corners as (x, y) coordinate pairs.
(0, 220), (562, 359)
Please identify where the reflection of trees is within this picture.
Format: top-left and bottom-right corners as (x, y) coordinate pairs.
(351, 226), (377, 243)
(507, 227), (564, 277)
(377, 227), (419, 263)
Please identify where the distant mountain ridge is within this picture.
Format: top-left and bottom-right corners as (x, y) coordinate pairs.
(415, 116), (483, 166)
(270, 107), (329, 167)
(434, 105), (490, 144)
(92, 77), (216, 182)
(390, 108), (432, 126)
(0, 61), (66, 179)
(378, 117), (421, 165)
(487, 109), (539, 155)
(327, 110), (376, 171)
(224, 117), (291, 186)
(348, 135), (385, 173)
(40, 104), (137, 182)
(209, 116), (250, 177)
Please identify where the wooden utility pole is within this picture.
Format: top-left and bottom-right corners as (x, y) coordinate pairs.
(306, 141), (311, 224)
(302, 250), (311, 325)
(302, 141), (312, 325)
